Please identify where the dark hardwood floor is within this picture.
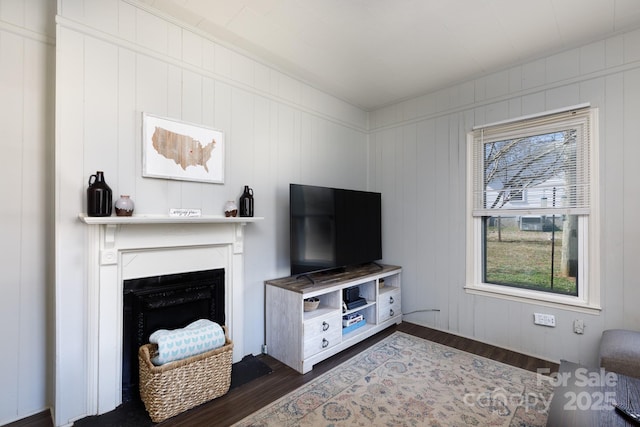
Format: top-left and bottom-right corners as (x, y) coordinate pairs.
(10, 322), (558, 427)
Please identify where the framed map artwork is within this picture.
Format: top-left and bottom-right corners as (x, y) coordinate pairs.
(142, 113), (225, 184)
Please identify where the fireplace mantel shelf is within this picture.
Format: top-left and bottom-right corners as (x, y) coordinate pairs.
(78, 213), (264, 225)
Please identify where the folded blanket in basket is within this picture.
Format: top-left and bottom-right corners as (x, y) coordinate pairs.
(149, 319), (226, 365)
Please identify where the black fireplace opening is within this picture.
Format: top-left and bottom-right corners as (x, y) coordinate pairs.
(122, 268), (225, 403)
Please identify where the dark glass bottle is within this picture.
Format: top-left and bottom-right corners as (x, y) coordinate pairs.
(87, 171), (113, 217)
(239, 185), (254, 217)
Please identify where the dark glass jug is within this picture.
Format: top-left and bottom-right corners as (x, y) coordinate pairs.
(87, 171), (113, 217)
(239, 185), (254, 217)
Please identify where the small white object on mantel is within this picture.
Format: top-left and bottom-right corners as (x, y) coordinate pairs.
(169, 208), (201, 217)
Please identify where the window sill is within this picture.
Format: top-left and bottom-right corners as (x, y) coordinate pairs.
(464, 283), (601, 315)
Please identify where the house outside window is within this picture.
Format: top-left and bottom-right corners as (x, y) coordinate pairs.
(465, 105), (601, 312)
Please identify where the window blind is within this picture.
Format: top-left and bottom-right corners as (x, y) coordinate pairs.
(471, 107), (592, 217)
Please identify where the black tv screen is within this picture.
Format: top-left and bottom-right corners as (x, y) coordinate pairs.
(290, 184), (382, 275)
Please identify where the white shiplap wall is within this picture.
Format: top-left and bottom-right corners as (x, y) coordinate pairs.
(54, 0), (368, 424)
(369, 27), (640, 367)
(0, 0), (55, 425)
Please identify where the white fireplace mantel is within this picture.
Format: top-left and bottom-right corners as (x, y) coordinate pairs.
(78, 213), (263, 224)
(78, 213), (262, 416)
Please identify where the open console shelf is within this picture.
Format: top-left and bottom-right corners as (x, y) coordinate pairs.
(265, 264), (402, 373)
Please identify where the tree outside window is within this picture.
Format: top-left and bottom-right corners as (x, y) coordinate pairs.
(482, 130), (578, 295)
(466, 106), (599, 310)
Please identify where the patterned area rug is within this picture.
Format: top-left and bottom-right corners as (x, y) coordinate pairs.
(233, 332), (554, 426)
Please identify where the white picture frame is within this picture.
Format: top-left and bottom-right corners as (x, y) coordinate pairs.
(142, 113), (225, 184)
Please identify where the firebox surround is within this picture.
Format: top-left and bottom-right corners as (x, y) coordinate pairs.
(122, 268), (226, 402)
(78, 214), (262, 417)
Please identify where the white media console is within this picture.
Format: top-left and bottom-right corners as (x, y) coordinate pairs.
(265, 264), (402, 373)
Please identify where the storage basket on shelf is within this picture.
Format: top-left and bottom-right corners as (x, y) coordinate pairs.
(138, 326), (233, 422)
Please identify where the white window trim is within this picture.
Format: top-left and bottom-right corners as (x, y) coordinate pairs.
(464, 106), (601, 314)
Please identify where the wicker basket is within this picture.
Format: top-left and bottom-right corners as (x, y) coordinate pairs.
(138, 327), (233, 422)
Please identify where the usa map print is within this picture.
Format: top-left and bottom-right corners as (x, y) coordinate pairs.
(143, 113), (225, 184)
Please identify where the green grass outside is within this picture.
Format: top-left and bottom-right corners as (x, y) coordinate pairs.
(485, 222), (577, 295)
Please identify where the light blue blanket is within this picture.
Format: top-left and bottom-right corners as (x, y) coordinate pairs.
(149, 319), (226, 365)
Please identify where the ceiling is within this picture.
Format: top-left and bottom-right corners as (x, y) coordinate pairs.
(140, 0), (640, 111)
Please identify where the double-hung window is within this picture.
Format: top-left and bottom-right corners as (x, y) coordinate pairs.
(465, 105), (600, 312)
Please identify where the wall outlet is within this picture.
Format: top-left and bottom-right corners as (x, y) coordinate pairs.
(533, 313), (556, 327)
(573, 319), (585, 334)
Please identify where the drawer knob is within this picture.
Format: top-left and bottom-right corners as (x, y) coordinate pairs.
(389, 296), (394, 304)
(322, 338), (329, 348)
(322, 321), (329, 331)
(389, 309), (394, 317)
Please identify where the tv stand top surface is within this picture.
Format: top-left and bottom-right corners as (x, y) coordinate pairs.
(266, 263), (400, 294)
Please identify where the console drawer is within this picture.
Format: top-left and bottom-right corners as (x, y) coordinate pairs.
(378, 289), (401, 322)
(303, 328), (341, 358)
(303, 312), (341, 340)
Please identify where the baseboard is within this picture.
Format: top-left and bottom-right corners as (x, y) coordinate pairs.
(402, 318), (560, 365)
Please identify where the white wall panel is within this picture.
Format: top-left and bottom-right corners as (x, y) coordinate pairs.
(278, 72), (302, 106)
(118, 1), (136, 41)
(399, 97), (418, 121)
(55, 25), (91, 425)
(605, 34), (624, 67)
(622, 67), (640, 329)
(522, 58), (546, 90)
(230, 87), (255, 185)
(182, 29), (202, 68)
(253, 61), (270, 94)
(484, 69), (510, 100)
(231, 50), (254, 88)
(415, 120), (437, 313)
(546, 48), (580, 83)
(18, 36), (51, 415)
(0, 1), (54, 425)
(507, 98), (522, 119)
(624, 28), (640, 63)
(214, 43), (232, 79)
(432, 116), (451, 331)
(505, 302), (524, 350)
(448, 114), (466, 333)
(400, 124), (418, 309)
(580, 40), (606, 75)
(522, 91), (545, 116)
(545, 83), (580, 111)
(167, 64), (182, 117)
(484, 99), (510, 125)
(297, 112), (313, 182)
(136, 7), (169, 55)
(201, 76), (216, 125)
(0, 28), (23, 423)
(167, 23), (182, 60)
(117, 49), (137, 195)
(416, 93), (437, 121)
(370, 25), (640, 369)
(508, 66), (523, 93)
(602, 74), (624, 328)
(83, 0), (118, 34)
(182, 70), (203, 122)
(84, 37), (119, 173)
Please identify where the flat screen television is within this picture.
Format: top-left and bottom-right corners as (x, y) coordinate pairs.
(290, 183), (382, 275)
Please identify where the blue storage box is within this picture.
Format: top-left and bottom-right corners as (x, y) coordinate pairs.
(342, 319), (366, 334)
